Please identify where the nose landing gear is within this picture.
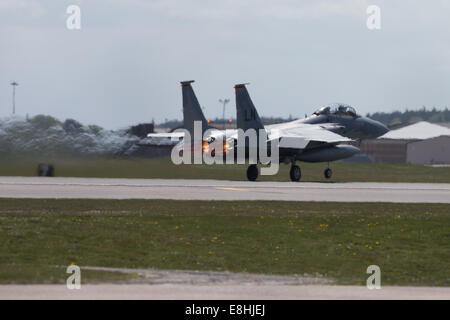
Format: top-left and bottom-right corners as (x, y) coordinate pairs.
(290, 165), (301, 182)
(324, 162), (332, 179)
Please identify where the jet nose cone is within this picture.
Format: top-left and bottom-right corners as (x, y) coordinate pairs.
(363, 118), (389, 138)
(360, 118), (390, 139)
(376, 122), (389, 137)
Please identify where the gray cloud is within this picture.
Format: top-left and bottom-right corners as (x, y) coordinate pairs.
(0, 0), (449, 129)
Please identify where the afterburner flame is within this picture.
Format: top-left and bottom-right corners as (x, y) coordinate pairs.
(223, 141), (230, 154)
(202, 140), (209, 153)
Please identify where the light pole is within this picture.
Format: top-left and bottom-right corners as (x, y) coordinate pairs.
(10, 81), (19, 115)
(218, 98), (230, 129)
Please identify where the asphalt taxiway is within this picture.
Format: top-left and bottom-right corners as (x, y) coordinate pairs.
(0, 177), (449, 203)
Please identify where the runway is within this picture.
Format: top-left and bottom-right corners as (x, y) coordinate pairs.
(1, 284), (449, 300)
(0, 176), (449, 203)
(0, 266), (448, 300)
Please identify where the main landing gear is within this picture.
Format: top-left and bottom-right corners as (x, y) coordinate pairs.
(245, 162), (332, 181)
(246, 164), (258, 181)
(246, 162), (302, 182)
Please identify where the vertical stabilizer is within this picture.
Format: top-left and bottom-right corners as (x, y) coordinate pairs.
(181, 80), (208, 137)
(234, 83), (265, 131)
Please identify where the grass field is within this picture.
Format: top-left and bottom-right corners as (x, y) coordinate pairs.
(0, 156), (450, 182)
(0, 199), (449, 286)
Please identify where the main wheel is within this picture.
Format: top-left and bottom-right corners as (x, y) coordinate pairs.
(247, 164), (258, 181)
(324, 168), (332, 179)
(290, 165), (301, 182)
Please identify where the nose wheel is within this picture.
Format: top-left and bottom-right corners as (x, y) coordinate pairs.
(324, 167), (332, 179)
(290, 165), (301, 182)
(247, 164), (258, 181)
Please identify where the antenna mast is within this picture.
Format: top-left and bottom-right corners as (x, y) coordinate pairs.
(219, 98), (230, 129)
(10, 81), (19, 114)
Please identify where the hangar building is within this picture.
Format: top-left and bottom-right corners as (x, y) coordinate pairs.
(360, 121), (450, 164)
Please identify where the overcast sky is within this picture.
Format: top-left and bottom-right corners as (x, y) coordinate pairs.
(1, 0), (449, 129)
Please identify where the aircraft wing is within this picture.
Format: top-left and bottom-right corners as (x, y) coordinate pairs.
(136, 132), (185, 147)
(147, 132), (185, 139)
(268, 124), (352, 149)
(139, 129), (234, 147)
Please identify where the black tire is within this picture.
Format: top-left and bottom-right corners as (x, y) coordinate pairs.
(324, 168), (332, 179)
(247, 164), (258, 181)
(290, 165), (301, 182)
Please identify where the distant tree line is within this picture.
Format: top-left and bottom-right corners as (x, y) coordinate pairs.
(367, 107), (450, 127)
(0, 114), (168, 157)
(155, 107), (450, 129)
(156, 116), (295, 129)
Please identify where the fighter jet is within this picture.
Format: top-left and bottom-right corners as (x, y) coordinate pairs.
(143, 81), (388, 182)
(233, 84), (389, 181)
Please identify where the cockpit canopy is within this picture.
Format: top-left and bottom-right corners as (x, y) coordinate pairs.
(313, 103), (358, 117)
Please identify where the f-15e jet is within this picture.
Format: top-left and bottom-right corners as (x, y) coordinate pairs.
(145, 81), (388, 181)
(233, 83), (389, 181)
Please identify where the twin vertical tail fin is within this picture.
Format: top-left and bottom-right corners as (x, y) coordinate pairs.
(181, 80), (208, 138)
(234, 83), (265, 132)
(182, 81), (265, 137)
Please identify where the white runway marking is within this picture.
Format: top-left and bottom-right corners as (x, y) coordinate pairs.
(0, 177), (449, 203)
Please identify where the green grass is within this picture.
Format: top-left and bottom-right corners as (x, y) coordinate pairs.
(0, 199), (449, 286)
(0, 265), (139, 284)
(0, 156), (450, 182)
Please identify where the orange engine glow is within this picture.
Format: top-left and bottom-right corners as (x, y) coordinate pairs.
(202, 141), (209, 153)
(222, 141), (230, 154)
